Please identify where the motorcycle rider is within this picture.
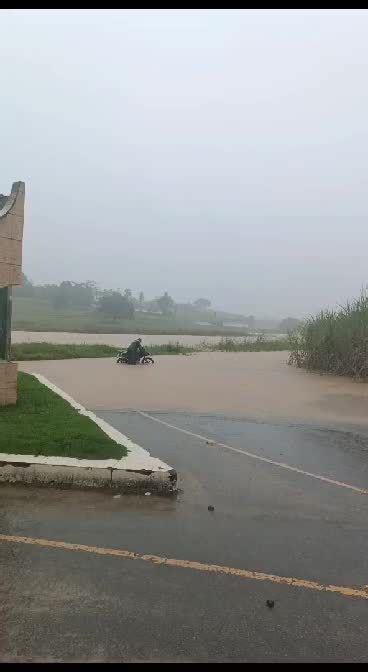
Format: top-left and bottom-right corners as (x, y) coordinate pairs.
(126, 337), (143, 365)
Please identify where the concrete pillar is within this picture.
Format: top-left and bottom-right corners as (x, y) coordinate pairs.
(0, 181), (25, 405)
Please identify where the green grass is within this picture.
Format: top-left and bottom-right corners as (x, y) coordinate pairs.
(11, 338), (289, 361)
(148, 343), (196, 355)
(11, 342), (118, 361)
(209, 337), (289, 352)
(289, 293), (368, 378)
(151, 337), (289, 354)
(11, 342), (194, 361)
(0, 372), (127, 459)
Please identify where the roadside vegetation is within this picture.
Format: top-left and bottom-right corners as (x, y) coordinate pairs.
(0, 372), (127, 459)
(11, 342), (118, 361)
(12, 337), (289, 361)
(210, 337), (288, 352)
(289, 293), (368, 378)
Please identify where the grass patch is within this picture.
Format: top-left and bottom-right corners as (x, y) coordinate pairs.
(289, 293), (368, 378)
(12, 342), (118, 361)
(147, 343), (196, 355)
(152, 337), (289, 354)
(11, 338), (289, 361)
(210, 337), (289, 352)
(148, 337), (289, 354)
(0, 372), (127, 459)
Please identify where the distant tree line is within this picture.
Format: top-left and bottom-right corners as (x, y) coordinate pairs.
(15, 277), (97, 310)
(16, 276), (302, 330)
(16, 275), (266, 326)
(15, 275), (212, 322)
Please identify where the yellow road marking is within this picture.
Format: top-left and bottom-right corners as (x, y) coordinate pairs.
(137, 410), (368, 495)
(1, 533), (367, 601)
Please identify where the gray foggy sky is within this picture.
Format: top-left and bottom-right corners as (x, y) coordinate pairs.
(1, 9), (368, 317)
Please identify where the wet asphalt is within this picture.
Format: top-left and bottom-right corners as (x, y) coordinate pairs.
(1, 411), (368, 662)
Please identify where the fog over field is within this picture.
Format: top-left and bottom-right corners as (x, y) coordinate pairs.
(2, 9), (368, 318)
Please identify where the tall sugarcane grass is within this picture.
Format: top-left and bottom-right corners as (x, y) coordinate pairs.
(289, 293), (368, 378)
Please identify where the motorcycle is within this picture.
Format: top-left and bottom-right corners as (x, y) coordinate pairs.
(116, 348), (154, 365)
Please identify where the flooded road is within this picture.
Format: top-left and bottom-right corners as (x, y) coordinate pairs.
(6, 351), (368, 661)
(20, 351), (368, 428)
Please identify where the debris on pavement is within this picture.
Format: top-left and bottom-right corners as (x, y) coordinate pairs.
(266, 600), (275, 609)
(145, 492), (151, 496)
(208, 505), (215, 511)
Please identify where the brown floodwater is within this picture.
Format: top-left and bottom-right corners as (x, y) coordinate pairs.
(20, 351), (368, 428)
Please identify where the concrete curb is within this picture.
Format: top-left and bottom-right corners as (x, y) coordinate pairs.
(0, 373), (177, 495)
(0, 460), (177, 494)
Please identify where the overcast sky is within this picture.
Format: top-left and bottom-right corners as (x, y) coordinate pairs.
(1, 9), (368, 317)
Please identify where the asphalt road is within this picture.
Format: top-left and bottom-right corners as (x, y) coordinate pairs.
(2, 409), (368, 662)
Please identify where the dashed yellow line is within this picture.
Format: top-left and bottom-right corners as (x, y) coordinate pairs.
(1, 533), (367, 602)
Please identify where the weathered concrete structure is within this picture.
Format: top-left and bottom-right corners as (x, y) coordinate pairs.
(0, 181), (25, 405)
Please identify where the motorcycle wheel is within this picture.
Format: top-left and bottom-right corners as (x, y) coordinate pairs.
(141, 357), (154, 365)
